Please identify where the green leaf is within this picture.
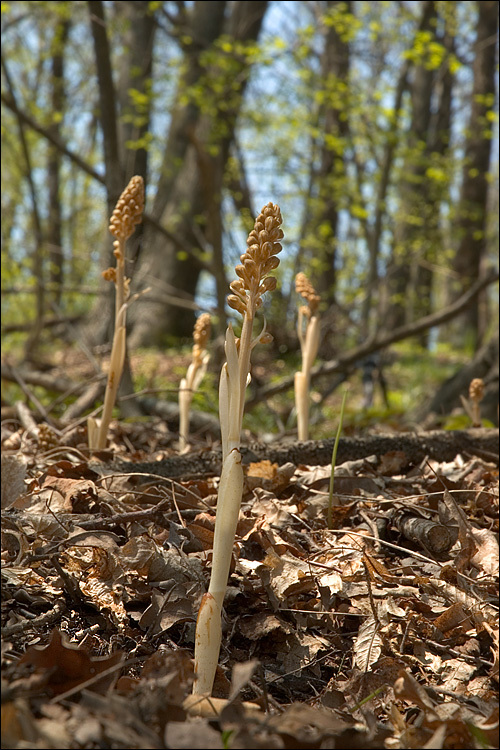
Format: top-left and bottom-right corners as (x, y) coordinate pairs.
(328, 390), (348, 530)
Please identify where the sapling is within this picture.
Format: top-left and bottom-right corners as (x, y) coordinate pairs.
(179, 313), (211, 451)
(294, 272), (321, 441)
(88, 176), (144, 450)
(193, 202), (284, 696)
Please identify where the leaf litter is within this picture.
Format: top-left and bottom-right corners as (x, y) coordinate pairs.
(1, 418), (499, 749)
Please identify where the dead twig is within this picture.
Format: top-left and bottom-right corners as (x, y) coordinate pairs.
(2, 600), (67, 638)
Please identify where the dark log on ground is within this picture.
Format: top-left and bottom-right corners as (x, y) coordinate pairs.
(91, 428), (499, 479)
(392, 512), (458, 555)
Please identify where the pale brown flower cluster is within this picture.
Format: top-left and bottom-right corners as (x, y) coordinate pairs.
(38, 423), (59, 451)
(193, 313), (211, 358)
(109, 175), (145, 243)
(102, 267), (117, 283)
(295, 272), (320, 315)
(469, 378), (484, 403)
(227, 202), (283, 316)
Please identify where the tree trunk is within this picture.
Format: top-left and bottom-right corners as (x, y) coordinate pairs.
(115, 0), (156, 266)
(47, 18), (70, 308)
(301, 0), (350, 307)
(129, 1), (269, 346)
(88, 0), (125, 213)
(360, 58), (409, 339)
(385, 0), (437, 334)
(450, 0), (498, 349)
(361, 1), (439, 339)
(1, 57), (45, 355)
(413, 10), (455, 346)
(87, 0), (125, 343)
(87, 0), (158, 416)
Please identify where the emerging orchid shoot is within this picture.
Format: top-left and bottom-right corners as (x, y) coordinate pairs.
(179, 313), (212, 451)
(89, 176), (144, 450)
(294, 272), (321, 441)
(193, 203), (283, 696)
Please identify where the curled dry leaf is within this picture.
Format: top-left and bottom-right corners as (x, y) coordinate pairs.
(353, 616), (383, 672)
(17, 628), (123, 696)
(1, 453), (27, 508)
(470, 527), (499, 576)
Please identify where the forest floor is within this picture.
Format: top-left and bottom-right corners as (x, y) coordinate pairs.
(1, 407), (499, 749)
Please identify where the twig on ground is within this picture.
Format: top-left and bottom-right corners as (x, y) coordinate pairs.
(2, 600), (67, 638)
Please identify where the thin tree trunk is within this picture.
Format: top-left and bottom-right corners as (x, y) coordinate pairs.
(302, 0), (350, 306)
(1, 55), (45, 356)
(88, 0), (125, 212)
(88, 0), (146, 417)
(360, 2), (438, 338)
(130, 1), (269, 346)
(385, 0), (437, 334)
(450, 0), (498, 349)
(87, 0), (125, 345)
(413, 10), (455, 346)
(115, 0), (156, 265)
(47, 18), (70, 308)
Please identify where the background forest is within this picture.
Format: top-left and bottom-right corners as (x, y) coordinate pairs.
(1, 0), (499, 433)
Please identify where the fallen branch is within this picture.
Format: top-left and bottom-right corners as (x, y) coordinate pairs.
(1, 361), (220, 434)
(2, 314), (84, 334)
(1, 599), (67, 638)
(60, 380), (106, 424)
(247, 269), (500, 407)
(91, 428), (499, 478)
(1, 363), (77, 394)
(393, 513), (457, 554)
(15, 401), (39, 439)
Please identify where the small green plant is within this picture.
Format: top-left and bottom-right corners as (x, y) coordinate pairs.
(294, 272), (321, 440)
(327, 389), (347, 529)
(178, 313), (211, 451)
(88, 176), (144, 450)
(192, 202), (283, 696)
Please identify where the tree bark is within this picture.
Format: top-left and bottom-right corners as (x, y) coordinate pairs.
(87, 0), (125, 344)
(361, 1), (441, 339)
(88, 0), (125, 211)
(87, 1), (160, 416)
(129, 1), (269, 346)
(115, 0), (156, 265)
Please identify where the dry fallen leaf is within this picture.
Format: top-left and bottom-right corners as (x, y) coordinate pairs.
(470, 527), (499, 576)
(353, 616), (383, 671)
(2, 412), (498, 749)
(17, 629), (123, 696)
(1, 453), (27, 508)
